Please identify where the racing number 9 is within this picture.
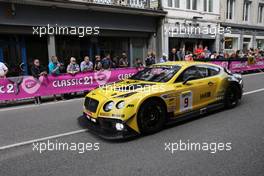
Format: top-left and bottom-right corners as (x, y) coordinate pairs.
(180, 91), (193, 112)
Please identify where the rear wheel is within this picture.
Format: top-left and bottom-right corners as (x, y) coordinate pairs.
(224, 85), (239, 108)
(137, 99), (166, 134)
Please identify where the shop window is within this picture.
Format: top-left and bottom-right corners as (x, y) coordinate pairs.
(224, 37), (233, 50)
(243, 37), (251, 51)
(257, 39), (264, 50)
(131, 38), (145, 66)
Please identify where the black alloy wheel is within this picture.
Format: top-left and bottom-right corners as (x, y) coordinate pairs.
(137, 99), (166, 134)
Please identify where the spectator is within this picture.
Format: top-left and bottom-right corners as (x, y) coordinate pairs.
(197, 52), (206, 59)
(65, 57), (80, 99)
(101, 54), (112, 70)
(119, 53), (128, 68)
(48, 56), (61, 76)
(145, 52), (156, 66)
(112, 57), (118, 69)
(80, 56), (93, 72)
(48, 56), (64, 101)
(94, 55), (102, 71)
(0, 61), (8, 78)
(204, 46), (211, 59)
(210, 51), (218, 59)
(235, 50), (241, 58)
(194, 44), (204, 56)
(185, 52), (194, 61)
(31, 59), (47, 79)
(159, 53), (168, 63)
(145, 52), (152, 66)
(135, 58), (144, 67)
(150, 52), (156, 64)
(217, 52), (225, 59)
(169, 48), (179, 61)
(224, 52), (230, 59)
(31, 59), (47, 104)
(177, 48), (185, 61)
(67, 57), (80, 75)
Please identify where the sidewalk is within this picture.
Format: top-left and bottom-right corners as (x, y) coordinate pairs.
(0, 93), (85, 109)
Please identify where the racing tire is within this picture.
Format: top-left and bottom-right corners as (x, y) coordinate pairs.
(224, 85), (239, 109)
(137, 99), (166, 135)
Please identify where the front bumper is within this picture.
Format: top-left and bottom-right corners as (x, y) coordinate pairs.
(82, 113), (138, 140)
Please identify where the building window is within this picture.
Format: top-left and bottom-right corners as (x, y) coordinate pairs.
(243, 37), (252, 51)
(243, 1), (251, 21)
(256, 39), (264, 49)
(187, 0), (197, 10)
(224, 37), (238, 50)
(187, 0), (191, 9)
(168, 0), (180, 8)
(192, 0), (197, 10)
(258, 4), (264, 23)
(226, 0), (235, 20)
(204, 0), (213, 12)
(174, 0), (180, 8)
(168, 0), (172, 7)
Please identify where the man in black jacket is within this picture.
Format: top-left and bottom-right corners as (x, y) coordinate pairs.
(31, 59), (47, 104)
(169, 48), (179, 61)
(31, 59), (47, 79)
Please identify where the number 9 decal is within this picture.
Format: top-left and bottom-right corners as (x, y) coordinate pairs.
(180, 91), (193, 112)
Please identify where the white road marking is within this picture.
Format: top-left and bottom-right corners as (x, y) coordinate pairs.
(0, 88), (264, 151)
(0, 98), (84, 112)
(0, 129), (88, 151)
(243, 72), (264, 77)
(243, 88), (264, 95)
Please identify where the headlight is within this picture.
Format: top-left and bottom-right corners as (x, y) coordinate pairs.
(116, 100), (125, 109)
(115, 123), (124, 131)
(103, 101), (114, 112)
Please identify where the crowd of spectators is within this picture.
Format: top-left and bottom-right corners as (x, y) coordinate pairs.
(1, 47), (264, 80)
(47, 52), (129, 76)
(166, 45), (264, 61)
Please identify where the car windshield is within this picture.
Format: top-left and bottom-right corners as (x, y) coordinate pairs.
(130, 65), (181, 82)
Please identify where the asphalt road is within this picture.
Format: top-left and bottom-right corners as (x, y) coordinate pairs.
(0, 73), (264, 176)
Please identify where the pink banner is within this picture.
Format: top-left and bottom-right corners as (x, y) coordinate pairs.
(1, 60), (264, 101)
(211, 58), (264, 72)
(0, 68), (139, 101)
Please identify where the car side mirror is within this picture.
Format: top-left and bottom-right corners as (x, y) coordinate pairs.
(183, 76), (198, 85)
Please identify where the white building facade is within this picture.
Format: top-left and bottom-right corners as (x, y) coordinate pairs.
(220, 0), (264, 53)
(161, 0), (264, 56)
(161, 0), (221, 56)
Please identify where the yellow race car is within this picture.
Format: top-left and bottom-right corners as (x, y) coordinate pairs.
(83, 61), (243, 139)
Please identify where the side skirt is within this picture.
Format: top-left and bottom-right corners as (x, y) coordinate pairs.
(166, 102), (225, 126)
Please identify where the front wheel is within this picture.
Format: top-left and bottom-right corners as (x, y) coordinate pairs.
(224, 85), (239, 109)
(137, 99), (166, 135)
